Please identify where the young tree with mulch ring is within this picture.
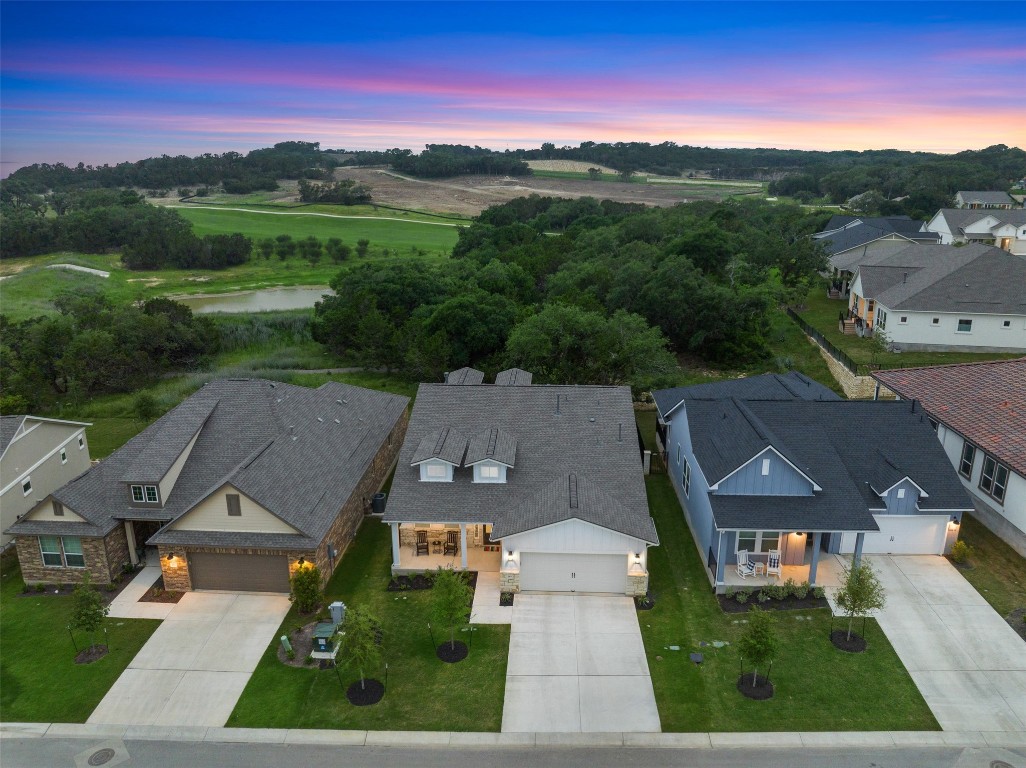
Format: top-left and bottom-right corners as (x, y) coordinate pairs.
(736, 606), (777, 699)
(70, 573), (110, 662)
(339, 606), (384, 706)
(833, 561), (886, 651)
(289, 564), (323, 615)
(431, 568), (473, 662)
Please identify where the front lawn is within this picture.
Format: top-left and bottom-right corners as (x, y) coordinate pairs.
(0, 554), (160, 722)
(955, 513), (1026, 619)
(640, 473), (938, 732)
(227, 516), (510, 731)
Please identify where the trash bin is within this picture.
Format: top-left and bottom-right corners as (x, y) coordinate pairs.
(372, 492), (387, 514)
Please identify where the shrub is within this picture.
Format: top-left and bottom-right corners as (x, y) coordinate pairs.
(725, 586), (737, 599)
(766, 584), (787, 601)
(812, 586), (826, 600)
(757, 590), (772, 603)
(286, 648), (296, 660)
(289, 564), (323, 614)
(794, 580), (811, 600)
(950, 539), (973, 565)
(782, 578), (798, 598)
(35, 583), (46, 593)
(735, 588), (751, 604)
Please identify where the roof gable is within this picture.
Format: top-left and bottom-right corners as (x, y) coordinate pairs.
(411, 426), (468, 466)
(445, 367), (485, 385)
(464, 427), (517, 467)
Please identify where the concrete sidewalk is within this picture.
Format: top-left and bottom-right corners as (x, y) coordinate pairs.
(106, 565), (175, 620)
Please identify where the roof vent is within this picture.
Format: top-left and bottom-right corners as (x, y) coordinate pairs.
(316, 417), (323, 423)
(556, 394), (561, 414)
(334, 418), (340, 424)
(568, 474), (579, 509)
(902, 272), (908, 283)
(618, 423), (623, 442)
(589, 417), (596, 423)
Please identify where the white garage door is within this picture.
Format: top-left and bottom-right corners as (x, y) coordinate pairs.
(519, 553), (626, 593)
(840, 515), (948, 555)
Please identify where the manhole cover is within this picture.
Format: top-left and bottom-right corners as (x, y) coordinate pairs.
(88, 748), (117, 766)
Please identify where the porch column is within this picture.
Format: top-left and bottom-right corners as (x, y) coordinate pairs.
(715, 530), (727, 585)
(390, 523), (400, 570)
(125, 521), (139, 566)
(809, 532), (822, 584)
(460, 524), (468, 570)
(853, 532), (865, 568)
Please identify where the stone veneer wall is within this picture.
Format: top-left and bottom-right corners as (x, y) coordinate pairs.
(626, 571), (649, 597)
(158, 544), (317, 591)
(499, 569), (519, 593)
(811, 339), (897, 400)
(15, 525), (129, 586)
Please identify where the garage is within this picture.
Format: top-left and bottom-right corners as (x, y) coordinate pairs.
(187, 551), (290, 592)
(840, 515), (949, 556)
(519, 552), (626, 593)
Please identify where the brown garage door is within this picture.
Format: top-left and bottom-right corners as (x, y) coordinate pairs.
(188, 552), (290, 593)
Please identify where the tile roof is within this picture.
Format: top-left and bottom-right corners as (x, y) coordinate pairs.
(445, 367), (485, 385)
(495, 368), (533, 386)
(5, 379), (409, 549)
(383, 383), (657, 544)
(464, 427), (518, 467)
(872, 358), (1026, 477)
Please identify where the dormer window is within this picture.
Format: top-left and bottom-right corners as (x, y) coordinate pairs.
(420, 461), (454, 482)
(131, 484), (159, 504)
(473, 461), (506, 483)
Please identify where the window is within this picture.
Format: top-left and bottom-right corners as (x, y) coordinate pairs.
(424, 463), (448, 480)
(736, 531), (780, 554)
(899, 316), (908, 324)
(226, 494), (241, 516)
(932, 318), (940, 325)
(131, 485), (145, 502)
(21, 478), (32, 496)
(959, 443), (976, 478)
(877, 309), (887, 330)
(38, 536), (84, 568)
(956, 318), (973, 333)
(676, 444), (680, 465)
(897, 488), (906, 499)
(479, 465), (500, 479)
(928, 418), (938, 432)
(979, 455), (1009, 503)
(145, 486), (158, 503)
(53, 501), (64, 517)
(78, 436), (85, 449)
(1002, 320), (1012, 329)
(60, 448), (67, 464)
(867, 299), (875, 313)
(682, 459), (691, 498)
(761, 458), (771, 476)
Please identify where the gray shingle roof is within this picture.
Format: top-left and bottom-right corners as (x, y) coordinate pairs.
(6, 379), (409, 549)
(933, 208), (1026, 236)
(653, 372), (838, 420)
(0, 415), (25, 455)
(957, 191), (1016, 206)
(383, 383), (657, 544)
(464, 428), (517, 467)
(411, 427), (468, 466)
(445, 367), (485, 385)
(119, 398), (217, 483)
(816, 217), (938, 260)
(495, 368), (533, 385)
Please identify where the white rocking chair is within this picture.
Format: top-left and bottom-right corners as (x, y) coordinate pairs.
(736, 549), (756, 579)
(766, 549), (782, 579)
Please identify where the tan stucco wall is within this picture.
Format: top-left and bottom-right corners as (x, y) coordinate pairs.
(169, 484), (300, 534)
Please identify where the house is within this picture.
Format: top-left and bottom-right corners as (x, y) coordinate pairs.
(812, 215), (940, 295)
(924, 208), (1026, 255)
(4, 379), (409, 591)
(872, 359), (1026, 558)
(653, 373), (972, 592)
(847, 243), (1026, 351)
(0, 416), (92, 549)
(954, 191), (1017, 210)
(382, 368), (658, 596)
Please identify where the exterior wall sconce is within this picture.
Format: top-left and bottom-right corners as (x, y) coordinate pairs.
(297, 557), (306, 567)
(504, 550), (516, 568)
(949, 516), (960, 527)
(167, 552), (178, 569)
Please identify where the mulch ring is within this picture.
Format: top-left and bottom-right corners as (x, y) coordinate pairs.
(830, 629), (868, 653)
(436, 640), (468, 663)
(346, 679), (384, 706)
(635, 592), (656, 611)
(1005, 608), (1026, 643)
(718, 594), (829, 614)
(499, 591), (515, 607)
(736, 673), (774, 700)
(277, 621), (320, 668)
(387, 571), (478, 592)
(139, 575), (185, 604)
(75, 645), (109, 664)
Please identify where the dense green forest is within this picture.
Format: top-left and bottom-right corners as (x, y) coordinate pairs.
(310, 196), (829, 387)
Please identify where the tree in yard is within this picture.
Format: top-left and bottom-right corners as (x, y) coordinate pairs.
(339, 606), (382, 691)
(289, 564), (323, 614)
(431, 568), (473, 652)
(134, 392), (159, 421)
(834, 561), (886, 641)
(71, 572), (110, 653)
(736, 606), (777, 688)
(355, 238), (370, 258)
(325, 237), (350, 263)
(275, 234), (296, 261)
(587, 167), (602, 181)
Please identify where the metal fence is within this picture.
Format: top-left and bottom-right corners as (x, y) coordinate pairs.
(784, 307), (859, 375)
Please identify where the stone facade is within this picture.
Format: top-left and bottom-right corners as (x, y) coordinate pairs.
(15, 525), (130, 586)
(811, 339), (897, 400)
(626, 571), (649, 597)
(158, 543), (317, 591)
(499, 569), (520, 593)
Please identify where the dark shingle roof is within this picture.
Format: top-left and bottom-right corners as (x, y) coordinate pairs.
(464, 428), (517, 467)
(933, 208), (1026, 235)
(383, 383), (657, 544)
(653, 372), (838, 420)
(0, 415), (25, 455)
(957, 191), (1016, 206)
(445, 367), (485, 385)
(119, 398), (217, 483)
(495, 368), (533, 386)
(5, 380), (409, 548)
(411, 427), (468, 466)
(873, 358), (1026, 477)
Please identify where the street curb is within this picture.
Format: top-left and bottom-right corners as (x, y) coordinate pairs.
(3, 723), (1026, 749)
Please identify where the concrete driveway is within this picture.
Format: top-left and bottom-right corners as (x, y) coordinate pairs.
(501, 594), (660, 733)
(88, 591), (290, 727)
(868, 555), (1026, 732)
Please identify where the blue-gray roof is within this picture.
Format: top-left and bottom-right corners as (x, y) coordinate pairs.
(653, 372), (838, 420)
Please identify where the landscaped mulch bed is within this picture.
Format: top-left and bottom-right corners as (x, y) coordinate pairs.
(346, 679), (384, 706)
(139, 575), (185, 604)
(387, 571), (479, 592)
(718, 594), (829, 613)
(499, 591), (514, 607)
(436, 640), (468, 663)
(830, 629), (867, 653)
(736, 673), (774, 700)
(635, 591), (656, 610)
(75, 644), (109, 664)
(277, 621), (319, 668)
(17, 570), (141, 605)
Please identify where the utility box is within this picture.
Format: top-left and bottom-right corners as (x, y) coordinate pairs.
(312, 622), (337, 655)
(329, 601), (346, 626)
(372, 492), (387, 514)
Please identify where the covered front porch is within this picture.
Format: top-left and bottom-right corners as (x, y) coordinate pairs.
(722, 552), (849, 590)
(388, 522), (502, 574)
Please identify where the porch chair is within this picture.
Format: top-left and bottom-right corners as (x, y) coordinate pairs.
(415, 530), (429, 557)
(736, 549), (756, 579)
(766, 549), (782, 579)
(444, 530), (459, 557)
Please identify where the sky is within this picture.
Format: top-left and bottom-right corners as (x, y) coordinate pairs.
(2, 1), (1025, 173)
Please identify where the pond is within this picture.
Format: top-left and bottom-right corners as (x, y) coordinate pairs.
(174, 286), (333, 314)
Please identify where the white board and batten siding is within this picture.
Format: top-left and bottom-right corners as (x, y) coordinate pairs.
(169, 484), (299, 534)
(503, 518), (647, 556)
(840, 515), (949, 555)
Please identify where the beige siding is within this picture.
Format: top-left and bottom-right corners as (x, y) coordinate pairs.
(169, 484), (300, 534)
(21, 496), (86, 523)
(158, 428), (200, 503)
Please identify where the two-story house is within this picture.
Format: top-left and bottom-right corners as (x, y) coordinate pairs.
(653, 374), (972, 592)
(382, 368), (658, 596)
(924, 208), (1026, 255)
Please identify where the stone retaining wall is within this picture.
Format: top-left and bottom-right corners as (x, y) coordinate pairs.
(809, 338), (896, 400)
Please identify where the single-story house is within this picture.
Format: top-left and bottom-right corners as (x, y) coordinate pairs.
(382, 368), (658, 596)
(1, 415), (92, 549)
(653, 373), (972, 592)
(848, 243), (1026, 352)
(954, 191), (1017, 210)
(5, 379), (409, 592)
(924, 208), (1026, 255)
(872, 358), (1026, 558)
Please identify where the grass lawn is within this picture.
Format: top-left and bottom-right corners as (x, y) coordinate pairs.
(86, 417), (150, 459)
(0, 554), (160, 723)
(227, 516), (510, 731)
(638, 471), (937, 731)
(796, 290), (1022, 371)
(954, 513), (1026, 619)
